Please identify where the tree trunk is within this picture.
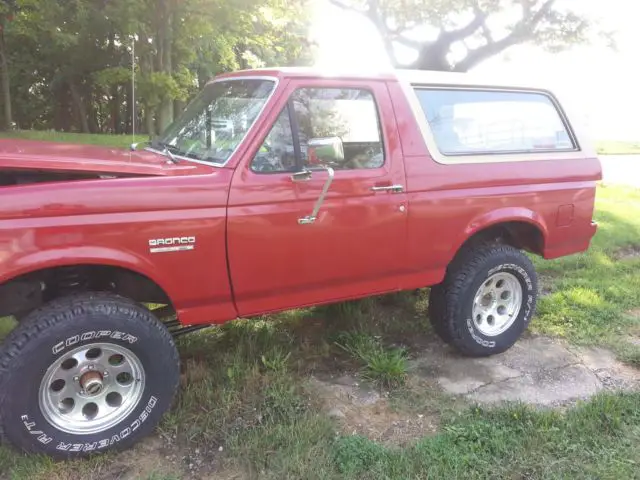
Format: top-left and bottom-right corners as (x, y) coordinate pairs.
(144, 105), (155, 137)
(86, 86), (98, 133)
(54, 85), (73, 132)
(173, 99), (184, 117)
(411, 37), (456, 71)
(111, 85), (121, 134)
(0, 26), (13, 130)
(69, 80), (90, 133)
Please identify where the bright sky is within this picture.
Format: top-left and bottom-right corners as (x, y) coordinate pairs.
(310, 0), (640, 141)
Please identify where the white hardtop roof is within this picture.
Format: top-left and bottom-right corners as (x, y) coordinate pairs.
(218, 66), (553, 91)
(394, 69), (552, 91)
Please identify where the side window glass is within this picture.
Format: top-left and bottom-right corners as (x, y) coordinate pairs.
(413, 88), (576, 156)
(250, 107), (297, 173)
(292, 88), (384, 170)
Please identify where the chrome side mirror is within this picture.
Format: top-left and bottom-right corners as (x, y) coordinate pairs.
(307, 136), (344, 165)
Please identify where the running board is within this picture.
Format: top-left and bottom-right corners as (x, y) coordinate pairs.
(150, 305), (211, 337)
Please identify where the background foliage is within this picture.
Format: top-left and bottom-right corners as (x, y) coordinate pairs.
(0, 0), (600, 137)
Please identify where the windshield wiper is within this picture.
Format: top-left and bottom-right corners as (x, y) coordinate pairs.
(148, 139), (180, 164)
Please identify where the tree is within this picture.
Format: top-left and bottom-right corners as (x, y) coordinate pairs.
(0, 0), (19, 129)
(0, 0), (312, 133)
(330, 0), (601, 71)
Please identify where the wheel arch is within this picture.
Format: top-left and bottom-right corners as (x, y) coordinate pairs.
(0, 253), (174, 319)
(449, 209), (548, 269)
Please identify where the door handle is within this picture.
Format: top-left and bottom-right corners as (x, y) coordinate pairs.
(291, 169), (313, 182)
(371, 184), (404, 193)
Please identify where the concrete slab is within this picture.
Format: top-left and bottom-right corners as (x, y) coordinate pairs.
(468, 365), (603, 406)
(433, 359), (521, 395)
(499, 337), (578, 373)
(576, 346), (620, 371)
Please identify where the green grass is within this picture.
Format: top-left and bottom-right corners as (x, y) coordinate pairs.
(0, 129), (148, 149)
(596, 140), (640, 155)
(332, 392), (640, 479)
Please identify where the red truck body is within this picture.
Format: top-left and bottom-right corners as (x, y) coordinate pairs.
(0, 68), (601, 327)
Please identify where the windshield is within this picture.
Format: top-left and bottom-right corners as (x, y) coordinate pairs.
(155, 79), (276, 164)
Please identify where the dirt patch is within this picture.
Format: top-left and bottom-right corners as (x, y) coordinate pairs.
(306, 375), (438, 447)
(538, 273), (558, 297)
(94, 435), (181, 479)
(614, 245), (640, 261)
(78, 433), (236, 480)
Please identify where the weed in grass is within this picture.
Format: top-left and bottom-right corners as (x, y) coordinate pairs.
(335, 332), (408, 388)
(261, 348), (292, 374)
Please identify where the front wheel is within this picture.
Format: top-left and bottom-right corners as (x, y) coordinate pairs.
(0, 293), (180, 458)
(429, 244), (538, 357)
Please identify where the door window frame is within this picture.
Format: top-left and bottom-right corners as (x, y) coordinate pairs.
(245, 82), (389, 176)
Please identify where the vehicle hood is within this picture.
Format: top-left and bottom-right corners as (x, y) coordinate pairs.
(0, 139), (216, 177)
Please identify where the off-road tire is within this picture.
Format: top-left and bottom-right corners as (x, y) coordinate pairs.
(428, 244), (538, 357)
(0, 293), (180, 458)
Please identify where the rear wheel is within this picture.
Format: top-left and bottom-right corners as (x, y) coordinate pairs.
(0, 293), (179, 458)
(429, 244), (537, 357)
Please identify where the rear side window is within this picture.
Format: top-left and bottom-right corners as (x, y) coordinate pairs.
(413, 88), (577, 156)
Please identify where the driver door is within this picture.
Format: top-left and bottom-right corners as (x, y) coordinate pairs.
(226, 78), (409, 316)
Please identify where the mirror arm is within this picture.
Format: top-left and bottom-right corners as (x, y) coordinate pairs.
(298, 166), (335, 225)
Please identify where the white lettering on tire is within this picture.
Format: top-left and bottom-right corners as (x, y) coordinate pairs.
(52, 331), (138, 355)
(466, 318), (496, 348)
(20, 396), (157, 452)
(488, 263), (533, 291)
(20, 415), (53, 444)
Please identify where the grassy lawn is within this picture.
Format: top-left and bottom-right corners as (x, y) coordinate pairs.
(596, 140), (640, 155)
(0, 184), (639, 479)
(0, 130), (148, 149)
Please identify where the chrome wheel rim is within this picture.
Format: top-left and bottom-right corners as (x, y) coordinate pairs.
(472, 272), (523, 337)
(39, 343), (145, 435)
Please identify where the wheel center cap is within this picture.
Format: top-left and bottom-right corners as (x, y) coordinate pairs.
(80, 371), (104, 396)
(480, 292), (495, 309)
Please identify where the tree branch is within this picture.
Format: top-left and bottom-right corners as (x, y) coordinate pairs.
(442, 9), (488, 43)
(394, 34), (422, 49)
(410, 7), (488, 71)
(452, 0), (556, 72)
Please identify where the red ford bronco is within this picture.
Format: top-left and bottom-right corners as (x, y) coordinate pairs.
(0, 68), (601, 457)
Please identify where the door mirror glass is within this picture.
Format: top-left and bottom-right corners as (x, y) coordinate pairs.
(307, 137), (344, 166)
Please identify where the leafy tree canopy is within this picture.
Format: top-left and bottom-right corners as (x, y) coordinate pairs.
(0, 0), (311, 134)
